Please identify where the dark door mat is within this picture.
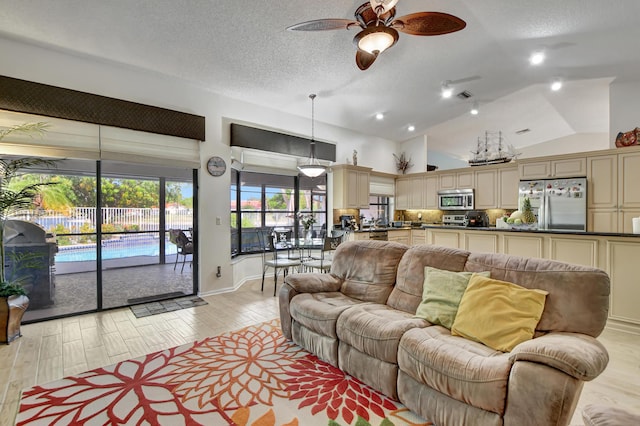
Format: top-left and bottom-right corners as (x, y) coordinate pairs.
(129, 295), (208, 318)
(127, 291), (186, 305)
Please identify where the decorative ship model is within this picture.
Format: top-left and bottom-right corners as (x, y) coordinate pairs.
(468, 131), (520, 166)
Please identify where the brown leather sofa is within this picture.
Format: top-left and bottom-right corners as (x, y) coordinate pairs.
(279, 240), (611, 426)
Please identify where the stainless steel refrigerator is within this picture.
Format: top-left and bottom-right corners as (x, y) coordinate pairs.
(518, 177), (587, 231)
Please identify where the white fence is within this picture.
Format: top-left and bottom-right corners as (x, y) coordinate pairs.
(12, 207), (193, 233)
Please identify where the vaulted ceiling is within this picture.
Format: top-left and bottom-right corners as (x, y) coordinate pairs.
(1, 0), (638, 160)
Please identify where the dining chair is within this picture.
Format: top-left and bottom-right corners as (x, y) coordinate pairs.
(261, 229), (301, 296)
(274, 229), (302, 261)
(304, 235), (342, 273)
(169, 229), (193, 273)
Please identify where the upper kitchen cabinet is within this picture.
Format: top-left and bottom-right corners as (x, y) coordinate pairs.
(333, 165), (371, 209)
(498, 166), (519, 209)
(395, 175), (424, 210)
(423, 175), (439, 209)
(518, 156), (586, 179)
(618, 151), (640, 208)
(474, 169), (498, 209)
(439, 170), (474, 190)
(587, 154), (618, 209)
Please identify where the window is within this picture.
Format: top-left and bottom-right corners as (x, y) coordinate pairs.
(361, 196), (390, 226)
(231, 171), (327, 256)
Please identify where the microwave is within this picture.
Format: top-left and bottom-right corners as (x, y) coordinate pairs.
(438, 189), (474, 210)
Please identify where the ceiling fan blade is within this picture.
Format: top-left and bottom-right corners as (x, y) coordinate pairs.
(356, 50), (378, 70)
(391, 12), (466, 36)
(286, 19), (360, 32)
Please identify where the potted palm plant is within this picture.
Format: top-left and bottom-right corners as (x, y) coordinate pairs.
(0, 122), (55, 343)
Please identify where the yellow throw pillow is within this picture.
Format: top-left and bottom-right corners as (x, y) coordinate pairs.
(415, 267), (490, 329)
(451, 274), (548, 352)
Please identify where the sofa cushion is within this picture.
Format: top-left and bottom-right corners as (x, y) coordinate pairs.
(337, 304), (428, 363)
(289, 292), (366, 339)
(451, 275), (548, 352)
(331, 240), (408, 304)
(387, 245), (470, 314)
(398, 326), (512, 415)
(415, 267), (490, 329)
(464, 252), (610, 337)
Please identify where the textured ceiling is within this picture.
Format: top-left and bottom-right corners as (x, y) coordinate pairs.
(1, 0), (639, 159)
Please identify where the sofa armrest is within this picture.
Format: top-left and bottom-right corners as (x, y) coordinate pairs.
(509, 332), (609, 381)
(279, 273), (343, 340)
(284, 273), (343, 293)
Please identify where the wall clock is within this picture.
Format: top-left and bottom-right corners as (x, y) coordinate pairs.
(206, 156), (226, 176)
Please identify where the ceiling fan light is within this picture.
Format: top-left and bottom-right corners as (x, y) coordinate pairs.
(369, 0), (399, 14)
(354, 25), (398, 55)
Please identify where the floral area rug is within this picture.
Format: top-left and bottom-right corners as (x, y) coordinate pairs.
(17, 319), (431, 426)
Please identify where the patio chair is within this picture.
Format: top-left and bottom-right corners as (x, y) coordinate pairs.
(261, 229), (301, 296)
(169, 229), (193, 273)
(303, 235), (342, 273)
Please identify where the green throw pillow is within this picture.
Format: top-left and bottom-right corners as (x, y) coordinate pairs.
(414, 266), (490, 329)
(451, 275), (548, 352)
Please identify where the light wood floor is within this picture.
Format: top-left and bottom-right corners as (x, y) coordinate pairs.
(1, 279), (639, 426)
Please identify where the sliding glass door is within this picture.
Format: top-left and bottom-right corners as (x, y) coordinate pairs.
(12, 159), (196, 322)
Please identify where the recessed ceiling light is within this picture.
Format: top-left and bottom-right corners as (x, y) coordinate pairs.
(408, 125), (415, 132)
(375, 113), (384, 120)
(470, 103), (479, 115)
(529, 50), (545, 65)
(441, 81), (453, 99)
(550, 79), (563, 91)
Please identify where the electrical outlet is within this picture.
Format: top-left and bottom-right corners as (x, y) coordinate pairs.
(216, 217), (221, 225)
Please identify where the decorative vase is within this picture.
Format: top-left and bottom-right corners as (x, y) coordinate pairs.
(0, 294), (29, 344)
(304, 229), (313, 245)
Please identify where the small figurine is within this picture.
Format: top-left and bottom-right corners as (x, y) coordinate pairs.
(353, 150), (358, 166)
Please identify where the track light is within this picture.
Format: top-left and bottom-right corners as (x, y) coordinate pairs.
(441, 81), (453, 99)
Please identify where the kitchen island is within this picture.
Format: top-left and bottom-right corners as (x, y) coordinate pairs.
(413, 225), (640, 334)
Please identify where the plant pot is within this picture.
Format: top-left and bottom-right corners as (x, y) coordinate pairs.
(0, 295), (29, 344)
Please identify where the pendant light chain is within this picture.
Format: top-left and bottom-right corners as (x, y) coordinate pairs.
(310, 93), (316, 145)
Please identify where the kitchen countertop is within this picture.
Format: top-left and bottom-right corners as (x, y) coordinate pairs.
(418, 224), (640, 238)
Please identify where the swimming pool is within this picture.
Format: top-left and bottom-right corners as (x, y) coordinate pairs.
(56, 243), (178, 262)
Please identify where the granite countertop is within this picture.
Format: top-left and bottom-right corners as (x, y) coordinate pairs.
(418, 224), (640, 238)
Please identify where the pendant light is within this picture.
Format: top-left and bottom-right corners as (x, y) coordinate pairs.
(297, 94), (327, 178)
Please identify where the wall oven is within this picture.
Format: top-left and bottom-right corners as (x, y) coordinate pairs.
(438, 189), (474, 210)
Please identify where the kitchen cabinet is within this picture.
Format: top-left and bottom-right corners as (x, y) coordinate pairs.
(333, 165), (371, 209)
(518, 157), (586, 179)
(618, 151), (640, 208)
(502, 234), (544, 259)
(439, 171), (474, 190)
(427, 229), (460, 248)
(587, 151), (640, 232)
(395, 177), (410, 210)
(463, 232), (498, 253)
(423, 175), (439, 209)
(548, 237), (598, 268)
(351, 232), (369, 241)
(474, 169), (498, 209)
(607, 240), (640, 324)
(411, 229), (426, 245)
(388, 229), (410, 245)
(498, 166), (519, 209)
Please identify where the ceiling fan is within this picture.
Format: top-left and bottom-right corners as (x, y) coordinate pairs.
(286, 0), (466, 70)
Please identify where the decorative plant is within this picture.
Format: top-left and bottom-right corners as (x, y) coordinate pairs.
(393, 152), (413, 174)
(297, 212), (316, 230)
(0, 122), (56, 296)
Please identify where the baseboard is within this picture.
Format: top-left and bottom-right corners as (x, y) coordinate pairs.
(605, 317), (640, 335)
(198, 273), (263, 297)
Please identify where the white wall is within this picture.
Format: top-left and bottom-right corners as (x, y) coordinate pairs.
(610, 79), (640, 146)
(517, 133), (609, 159)
(0, 36), (398, 295)
(398, 135), (427, 173)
